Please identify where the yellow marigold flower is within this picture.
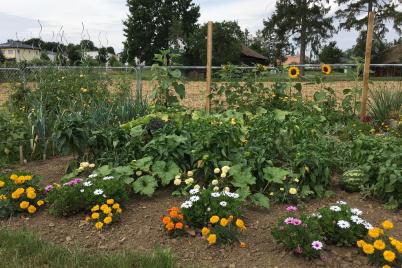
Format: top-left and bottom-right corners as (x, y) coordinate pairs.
(27, 205), (36, 214)
(85, 216), (91, 222)
(106, 199), (114, 205)
(236, 219), (246, 231)
(91, 205), (99, 212)
(362, 244), (375, 255)
(37, 200), (45, 206)
(374, 240), (386, 250)
(10, 174), (18, 180)
(395, 242), (402, 253)
(210, 215), (220, 224)
(201, 227), (210, 236)
(112, 203), (120, 209)
(26, 187), (35, 192)
(321, 64), (331, 75)
(0, 180), (5, 188)
(240, 242), (247, 248)
(382, 220), (394, 230)
(24, 176), (32, 181)
(228, 215), (234, 221)
(91, 213), (100, 219)
(20, 201), (30, 209)
(103, 216), (112, 225)
(103, 207), (112, 214)
(382, 265), (391, 268)
(0, 194), (7, 201)
(116, 208), (122, 214)
(26, 191), (36, 200)
(288, 188), (297, 195)
(220, 218), (229, 227)
(356, 240), (366, 248)
(207, 234), (217, 245)
(95, 222), (104, 230)
(108, 213), (113, 217)
(368, 227), (381, 238)
(16, 188), (25, 194)
(288, 66), (300, 79)
(383, 250), (396, 262)
(100, 204), (109, 211)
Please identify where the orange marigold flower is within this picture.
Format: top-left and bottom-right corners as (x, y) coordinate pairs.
(201, 227), (210, 236)
(169, 210), (178, 218)
(162, 216), (171, 225)
(166, 222), (174, 231)
(175, 222), (184, 229)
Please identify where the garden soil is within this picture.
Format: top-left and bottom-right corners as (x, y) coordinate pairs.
(1, 157), (401, 268)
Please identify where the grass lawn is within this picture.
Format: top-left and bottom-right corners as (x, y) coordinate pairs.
(0, 228), (177, 268)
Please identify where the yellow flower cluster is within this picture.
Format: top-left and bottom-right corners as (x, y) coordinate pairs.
(9, 174), (32, 185)
(357, 221), (401, 266)
(86, 199), (122, 230)
(202, 215), (246, 246)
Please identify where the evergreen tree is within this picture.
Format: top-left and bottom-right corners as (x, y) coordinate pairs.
(123, 0), (200, 65)
(0, 50), (5, 63)
(264, 0), (335, 71)
(319, 41), (344, 63)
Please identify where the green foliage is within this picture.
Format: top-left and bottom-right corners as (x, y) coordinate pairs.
(369, 88), (402, 124)
(319, 41), (344, 64)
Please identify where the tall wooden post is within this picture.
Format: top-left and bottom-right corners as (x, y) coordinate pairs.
(205, 21), (213, 112)
(360, 12), (375, 119)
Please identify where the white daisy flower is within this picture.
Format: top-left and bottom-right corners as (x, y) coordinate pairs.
(190, 195), (200, 202)
(103, 176), (114, 181)
(312, 213), (323, 219)
(363, 221), (373, 230)
(93, 189), (104, 195)
(88, 174), (98, 178)
(220, 201), (227, 207)
(83, 181), (92, 187)
(336, 200), (347, 205)
(80, 189), (84, 193)
(351, 215), (364, 224)
(330, 205), (341, 212)
(337, 220), (351, 229)
(207, 207), (211, 211)
(231, 193), (239, 199)
(189, 188), (199, 195)
(180, 201), (193, 209)
(350, 208), (362, 216)
(211, 192), (221, 198)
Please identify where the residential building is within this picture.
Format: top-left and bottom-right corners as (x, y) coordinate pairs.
(0, 40), (40, 62)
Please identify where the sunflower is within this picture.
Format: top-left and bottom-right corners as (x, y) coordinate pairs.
(288, 66), (300, 78)
(321, 64), (331, 75)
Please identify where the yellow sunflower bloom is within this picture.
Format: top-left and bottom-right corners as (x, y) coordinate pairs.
(321, 64), (331, 75)
(288, 66), (300, 79)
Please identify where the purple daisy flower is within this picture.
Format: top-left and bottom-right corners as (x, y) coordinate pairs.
(45, 184), (53, 192)
(292, 218), (302, 225)
(284, 217), (294, 224)
(311, 240), (323, 250)
(286, 206), (297, 212)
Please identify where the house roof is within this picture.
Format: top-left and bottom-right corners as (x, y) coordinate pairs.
(241, 45), (268, 60)
(381, 44), (402, 64)
(0, 40), (40, 50)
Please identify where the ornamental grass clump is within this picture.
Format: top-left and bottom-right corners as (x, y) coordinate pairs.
(271, 206), (325, 259)
(314, 201), (371, 246)
(0, 172), (45, 218)
(357, 220), (401, 268)
(85, 199), (122, 230)
(161, 207), (186, 237)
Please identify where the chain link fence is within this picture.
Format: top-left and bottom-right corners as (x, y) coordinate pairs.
(1, 64), (401, 109)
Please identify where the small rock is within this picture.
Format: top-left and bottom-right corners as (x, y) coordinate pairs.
(48, 223), (55, 227)
(65, 236), (72, 242)
(229, 264), (236, 268)
(119, 237), (126, 244)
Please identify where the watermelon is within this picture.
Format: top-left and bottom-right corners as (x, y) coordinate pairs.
(340, 169), (366, 192)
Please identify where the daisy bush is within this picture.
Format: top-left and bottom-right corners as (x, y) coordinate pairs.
(46, 173), (127, 217)
(179, 186), (242, 229)
(0, 172), (45, 218)
(357, 220), (401, 268)
(271, 206), (325, 259)
(315, 201), (370, 246)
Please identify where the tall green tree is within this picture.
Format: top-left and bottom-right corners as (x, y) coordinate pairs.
(319, 41), (344, 63)
(352, 31), (391, 63)
(186, 21), (245, 66)
(98, 47), (108, 64)
(336, 0), (402, 38)
(123, 0), (200, 65)
(0, 50), (5, 63)
(264, 0), (335, 70)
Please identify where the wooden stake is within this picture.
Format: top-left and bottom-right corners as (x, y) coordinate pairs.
(19, 145), (24, 165)
(360, 12), (375, 119)
(205, 21), (213, 112)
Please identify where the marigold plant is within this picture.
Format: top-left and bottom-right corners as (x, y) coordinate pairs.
(85, 200), (122, 230)
(161, 207), (186, 237)
(201, 215), (245, 246)
(0, 172), (44, 218)
(357, 220), (401, 267)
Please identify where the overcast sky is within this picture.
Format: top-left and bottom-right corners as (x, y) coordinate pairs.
(0, 0), (400, 53)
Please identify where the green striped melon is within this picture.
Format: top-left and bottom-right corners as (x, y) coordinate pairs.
(340, 169), (366, 192)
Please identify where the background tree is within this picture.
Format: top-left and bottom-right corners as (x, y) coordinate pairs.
(336, 0), (402, 38)
(123, 0), (200, 65)
(66, 44), (82, 65)
(264, 0), (335, 71)
(186, 21), (245, 66)
(98, 47), (108, 65)
(80, 40), (97, 51)
(352, 31), (392, 63)
(319, 41), (344, 63)
(0, 50), (5, 63)
(106, 46), (115, 55)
